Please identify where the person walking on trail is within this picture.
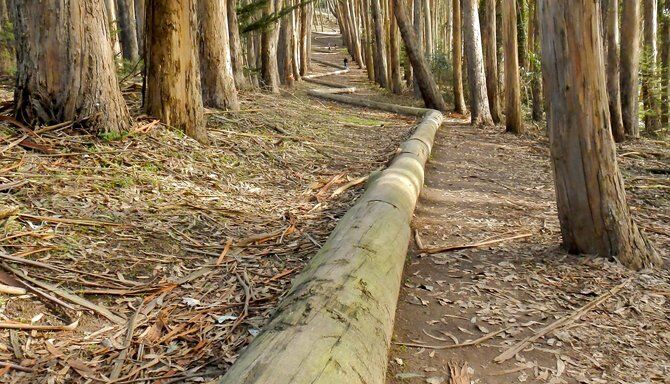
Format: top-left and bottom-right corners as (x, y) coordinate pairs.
(343, 57), (349, 70)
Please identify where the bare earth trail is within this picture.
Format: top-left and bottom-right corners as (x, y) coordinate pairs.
(385, 119), (670, 383)
(307, 31), (670, 384)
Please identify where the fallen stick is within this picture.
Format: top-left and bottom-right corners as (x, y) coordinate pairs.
(18, 213), (122, 227)
(421, 232), (533, 254)
(0, 320), (78, 331)
(0, 361), (33, 373)
(0, 283), (26, 295)
(5, 264), (126, 325)
(494, 277), (632, 363)
(329, 174), (371, 198)
(394, 326), (509, 350)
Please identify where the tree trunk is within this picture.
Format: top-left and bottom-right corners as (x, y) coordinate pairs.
(603, 0), (625, 141)
(278, 0), (295, 87)
(481, 0), (501, 124)
(104, 0), (122, 57)
(389, 0), (403, 93)
(261, 0), (282, 93)
(422, 0), (432, 56)
(516, 0), (526, 69)
(642, 0), (661, 134)
(661, 0), (670, 128)
(116, 0), (139, 61)
(528, 0), (542, 121)
(0, 0), (14, 75)
(134, 0), (145, 54)
(371, 0), (389, 88)
(621, 0), (642, 138)
(228, 0), (249, 89)
(502, 0), (522, 133)
(413, 0), (423, 96)
(462, 0), (493, 125)
(452, 0), (467, 114)
(12, 0), (131, 134)
(362, 0), (376, 82)
(393, 0), (447, 110)
(198, 0), (240, 111)
(538, 0), (659, 270)
(145, 0), (207, 143)
(299, 2), (313, 76)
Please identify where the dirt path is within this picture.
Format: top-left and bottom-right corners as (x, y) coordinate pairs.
(386, 123), (670, 383)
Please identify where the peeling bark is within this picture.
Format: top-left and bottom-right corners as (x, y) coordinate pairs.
(539, 0), (660, 270)
(13, 0), (131, 134)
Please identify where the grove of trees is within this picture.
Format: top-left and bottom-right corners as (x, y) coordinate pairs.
(0, 0), (665, 272)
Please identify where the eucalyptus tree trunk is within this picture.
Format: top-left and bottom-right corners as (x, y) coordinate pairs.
(389, 0), (403, 93)
(393, 0), (447, 110)
(516, 0), (526, 69)
(261, 0), (282, 93)
(347, 0), (364, 66)
(422, 0), (432, 56)
(621, 0), (642, 138)
(228, 0), (249, 89)
(278, 0), (295, 87)
(528, 0), (542, 121)
(661, 0), (670, 128)
(145, 0), (207, 143)
(104, 0), (122, 57)
(0, 0), (14, 75)
(481, 0), (501, 124)
(603, 0), (625, 142)
(12, 0), (131, 134)
(539, 0), (659, 271)
(362, 0), (376, 81)
(462, 0), (493, 125)
(502, 0), (522, 133)
(134, 0), (145, 54)
(371, 0), (389, 88)
(116, 0), (139, 61)
(642, 0), (661, 134)
(452, 0), (466, 114)
(299, 2), (313, 76)
(413, 0), (423, 95)
(198, 0), (240, 110)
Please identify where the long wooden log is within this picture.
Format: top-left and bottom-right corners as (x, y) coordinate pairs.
(219, 50), (443, 384)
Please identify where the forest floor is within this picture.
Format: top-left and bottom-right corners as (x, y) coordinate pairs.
(386, 106), (670, 382)
(0, 30), (421, 383)
(0, 30), (668, 384)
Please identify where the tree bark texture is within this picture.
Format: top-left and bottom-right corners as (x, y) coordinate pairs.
(602, 0), (625, 141)
(539, 0), (660, 270)
(198, 0), (240, 111)
(12, 0), (131, 134)
(393, 0), (447, 111)
(452, 0), (466, 114)
(621, 0), (642, 138)
(642, 0), (661, 134)
(116, 0), (139, 61)
(261, 0), (282, 93)
(462, 0), (493, 125)
(481, 0), (501, 124)
(228, 0), (249, 89)
(502, 0), (523, 133)
(371, 0), (389, 88)
(145, 0), (207, 143)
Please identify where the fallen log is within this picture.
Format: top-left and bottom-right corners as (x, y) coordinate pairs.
(219, 63), (443, 383)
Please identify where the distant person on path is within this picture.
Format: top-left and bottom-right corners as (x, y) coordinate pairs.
(343, 57), (349, 69)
